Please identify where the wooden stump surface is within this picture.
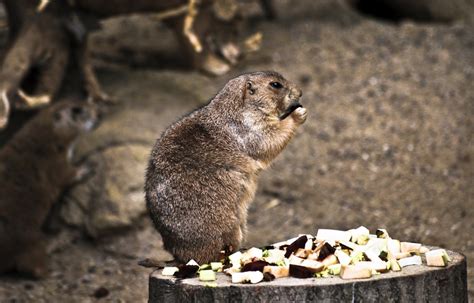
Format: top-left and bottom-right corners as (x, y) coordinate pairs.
(149, 248), (467, 302)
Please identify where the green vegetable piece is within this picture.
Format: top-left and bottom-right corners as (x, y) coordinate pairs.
(199, 270), (216, 281)
(390, 259), (401, 271)
(276, 260), (287, 267)
(205, 282), (217, 288)
(199, 264), (211, 271)
(356, 234), (369, 245)
(316, 269), (330, 278)
(443, 251), (451, 262)
(211, 262), (223, 271)
(350, 251), (365, 264)
(327, 264), (341, 275)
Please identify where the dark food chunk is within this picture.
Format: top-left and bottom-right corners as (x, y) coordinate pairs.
(284, 236), (308, 258)
(263, 272), (276, 281)
(241, 260), (269, 272)
(317, 243), (336, 261)
(289, 264), (314, 278)
(173, 265), (199, 278)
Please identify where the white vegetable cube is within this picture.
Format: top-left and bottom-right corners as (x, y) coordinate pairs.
(425, 249), (450, 267)
(223, 267), (240, 275)
(335, 249), (351, 266)
(400, 242), (422, 254)
(322, 254), (338, 267)
(228, 251), (243, 268)
(242, 247), (263, 263)
(288, 255), (305, 265)
(340, 263), (372, 279)
(393, 252), (412, 259)
(387, 239), (401, 256)
(338, 240), (359, 251)
(349, 226), (370, 244)
(186, 259), (199, 266)
(358, 261), (389, 272)
(398, 255), (422, 267)
(364, 250), (384, 264)
(231, 271), (264, 284)
(272, 236), (299, 248)
(162, 267), (179, 276)
(365, 238), (388, 256)
(316, 229), (352, 242)
(304, 238), (314, 250)
(264, 249), (286, 264)
(300, 259), (325, 273)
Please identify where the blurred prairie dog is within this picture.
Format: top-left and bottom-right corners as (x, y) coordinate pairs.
(0, 101), (100, 278)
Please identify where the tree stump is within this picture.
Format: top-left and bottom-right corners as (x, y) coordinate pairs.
(148, 248), (467, 302)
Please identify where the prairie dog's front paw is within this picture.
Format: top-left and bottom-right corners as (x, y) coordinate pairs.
(292, 107), (307, 124)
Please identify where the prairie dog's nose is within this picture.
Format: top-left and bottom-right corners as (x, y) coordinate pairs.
(289, 87), (303, 100)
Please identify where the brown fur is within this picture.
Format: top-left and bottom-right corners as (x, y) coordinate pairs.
(0, 0), (273, 128)
(145, 71), (307, 264)
(0, 0), (76, 128)
(0, 101), (99, 278)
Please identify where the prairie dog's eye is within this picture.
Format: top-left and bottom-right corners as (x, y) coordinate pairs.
(270, 81), (283, 89)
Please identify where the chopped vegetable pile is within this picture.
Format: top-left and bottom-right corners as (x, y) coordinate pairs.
(161, 227), (451, 284)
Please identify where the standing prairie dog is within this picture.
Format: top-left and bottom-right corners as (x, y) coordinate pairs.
(145, 71), (307, 264)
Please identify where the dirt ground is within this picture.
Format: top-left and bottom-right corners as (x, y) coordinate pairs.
(0, 0), (473, 301)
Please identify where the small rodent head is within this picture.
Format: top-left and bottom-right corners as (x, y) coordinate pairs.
(242, 71), (303, 120)
(51, 101), (100, 140)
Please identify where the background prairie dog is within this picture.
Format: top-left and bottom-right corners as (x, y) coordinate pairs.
(0, 101), (100, 278)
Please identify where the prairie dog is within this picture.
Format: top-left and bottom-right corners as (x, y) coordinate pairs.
(145, 71), (307, 264)
(0, 101), (100, 278)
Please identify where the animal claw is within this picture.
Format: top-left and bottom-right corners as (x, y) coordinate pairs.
(0, 90), (10, 129)
(17, 90), (51, 108)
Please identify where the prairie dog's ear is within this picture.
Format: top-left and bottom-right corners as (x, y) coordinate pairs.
(246, 81), (256, 95)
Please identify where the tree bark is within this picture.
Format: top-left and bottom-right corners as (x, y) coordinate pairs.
(149, 249), (467, 302)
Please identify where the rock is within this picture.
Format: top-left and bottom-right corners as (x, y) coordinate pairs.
(149, 249), (467, 302)
(61, 144), (149, 237)
(92, 286), (110, 299)
(58, 70), (214, 238)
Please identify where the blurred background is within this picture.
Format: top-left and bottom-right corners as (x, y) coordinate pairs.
(0, 0), (472, 301)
